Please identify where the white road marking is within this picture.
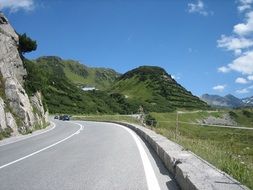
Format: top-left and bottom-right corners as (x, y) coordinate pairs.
(0, 122), (56, 147)
(115, 124), (161, 190)
(0, 122), (83, 170)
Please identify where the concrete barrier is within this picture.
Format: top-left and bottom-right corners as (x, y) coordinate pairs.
(114, 122), (249, 190)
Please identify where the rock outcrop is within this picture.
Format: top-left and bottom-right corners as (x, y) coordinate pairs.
(0, 12), (48, 138)
(198, 113), (237, 126)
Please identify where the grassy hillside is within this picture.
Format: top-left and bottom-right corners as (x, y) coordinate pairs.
(229, 109), (253, 128)
(111, 66), (209, 112)
(35, 56), (120, 90)
(23, 58), (132, 114)
(24, 59), (209, 114)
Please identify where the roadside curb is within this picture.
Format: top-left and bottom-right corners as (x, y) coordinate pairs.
(0, 122), (55, 147)
(113, 121), (249, 190)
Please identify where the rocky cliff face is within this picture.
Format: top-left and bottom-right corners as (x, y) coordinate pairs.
(0, 13), (48, 138)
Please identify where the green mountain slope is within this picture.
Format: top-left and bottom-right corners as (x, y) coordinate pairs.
(23, 58), (130, 114)
(35, 56), (120, 90)
(111, 66), (209, 112)
(24, 57), (208, 114)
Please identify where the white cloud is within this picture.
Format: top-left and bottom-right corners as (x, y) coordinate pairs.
(234, 11), (253, 36)
(0, 0), (34, 12)
(248, 75), (253, 80)
(218, 66), (231, 73)
(228, 50), (253, 75)
(235, 77), (249, 84)
(236, 88), (250, 94)
(219, 51), (253, 75)
(218, 1), (253, 98)
(217, 3), (253, 77)
(213, 85), (226, 92)
(236, 83), (253, 93)
(217, 35), (253, 55)
(238, 0), (253, 12)
(188, 0), (209, 16)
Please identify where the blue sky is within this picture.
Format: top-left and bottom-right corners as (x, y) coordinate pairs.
(1, 0), (253, 98)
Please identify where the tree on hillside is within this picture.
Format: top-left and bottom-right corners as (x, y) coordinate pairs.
(18, 33), (37, 54)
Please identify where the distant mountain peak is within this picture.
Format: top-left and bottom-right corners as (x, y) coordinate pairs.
(225, 94), (236, 98)
(201, 93), (253, 108)
(242, 96), (253, 106)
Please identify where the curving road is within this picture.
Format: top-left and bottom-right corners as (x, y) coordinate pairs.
(0, 119), (179, 190)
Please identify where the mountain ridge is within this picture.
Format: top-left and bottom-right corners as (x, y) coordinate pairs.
(25, 59), (209, 113)
(200, 94), (253, 108)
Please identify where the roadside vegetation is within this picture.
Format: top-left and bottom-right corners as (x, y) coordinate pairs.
(229, 109), (253, 128)
(74, 109), (253, 189)
(151, 110), (253, 189)
(0, 127), (13, 140)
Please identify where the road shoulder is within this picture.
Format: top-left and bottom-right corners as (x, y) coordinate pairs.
(0, 122), (55, 147)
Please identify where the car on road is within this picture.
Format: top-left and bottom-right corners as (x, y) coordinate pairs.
(58, 115), (70, 121)
(63, 115), (70, 121)
(54, 115), (59, 119)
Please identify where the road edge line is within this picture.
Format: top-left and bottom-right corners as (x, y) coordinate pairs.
(115, 124), (161, 190)
(0, 122), (83, 170)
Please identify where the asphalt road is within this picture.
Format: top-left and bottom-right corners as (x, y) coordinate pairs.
(0, 120), (179, 190)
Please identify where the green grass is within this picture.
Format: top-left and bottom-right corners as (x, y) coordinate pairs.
(63, 66), (88, 85)
(229, 109), (253, 128)
(112, 77), (152, 100)
(62, 59), (120, 90)
(153, 111), (226, 123)
(151, 111), (253, 189)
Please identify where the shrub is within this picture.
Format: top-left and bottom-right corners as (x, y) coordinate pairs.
(229, 111), (238, 118)
(242, 110), (252, 118)
(18, 33), (37, 54)
(0, 127), (13, 140)
(144, 114), (157, 127)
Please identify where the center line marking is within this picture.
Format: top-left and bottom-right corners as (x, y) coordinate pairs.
(0, 122), (83, 170)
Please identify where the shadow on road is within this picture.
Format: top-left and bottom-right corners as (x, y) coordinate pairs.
(139, 135), (180, 190)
